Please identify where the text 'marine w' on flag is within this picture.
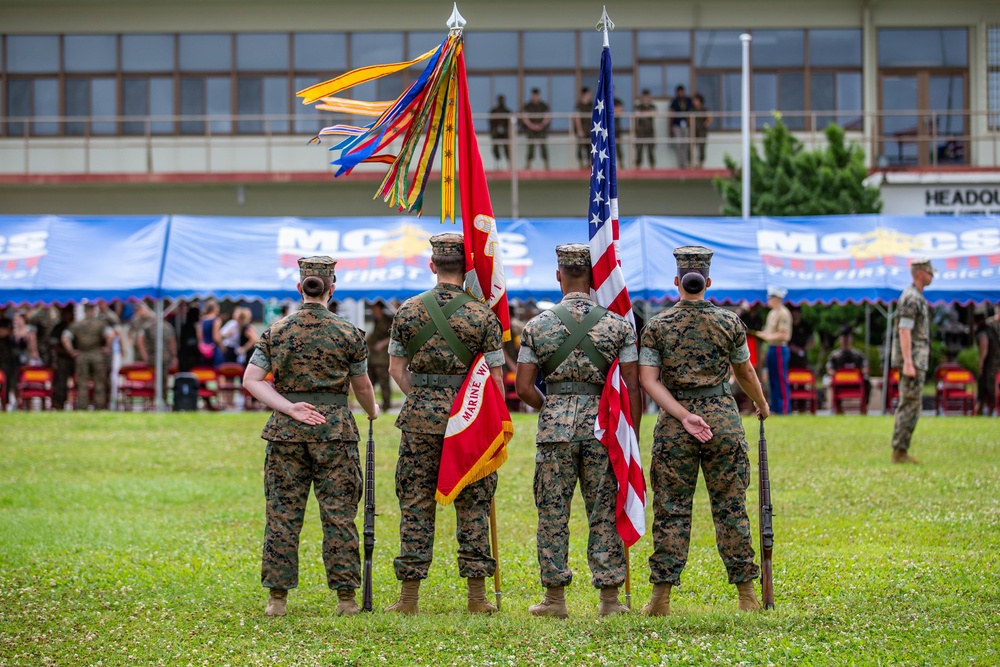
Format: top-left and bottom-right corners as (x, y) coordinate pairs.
(588, 41), (646, 548)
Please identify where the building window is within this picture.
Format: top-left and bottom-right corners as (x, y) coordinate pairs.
(752, 30), (805, 129)
(878, 28), (967, 68)
(122, 34), (175, 72)
(695, 30), (744, 130)
(63, 35), (117, 73)
(123, 77), (175, 135)
(180, 76), (231, 134)
(809, 29), (863, 131)
(65, 77), (117, 135)
(989, 27), (1000, 131)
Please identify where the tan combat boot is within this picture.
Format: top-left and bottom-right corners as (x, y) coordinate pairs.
(641, 583), (671, 616)
(466, 577), (498, 614)
(264, 589), (287, 617)
(737, 581), (762, 611)
(892, 448), (920, 464)
(528, 586), (569, 619)
(336, 589), (360, 616)
(597, 587), (629, 616)
(384, 580), (420, 615)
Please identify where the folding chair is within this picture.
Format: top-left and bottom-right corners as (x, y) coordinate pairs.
(787, 368), (818, 414)
(189, 366), (219, 410)
(118, 363), (157, 412)
(935, 366), (975, 415)
(831, 368), (867, 415)
(17, 366), (55, 411)
(215, 362), (246, 410)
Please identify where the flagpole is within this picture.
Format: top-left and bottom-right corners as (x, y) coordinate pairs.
(740, 33), (752, 220)
(489, 499), (502, 610)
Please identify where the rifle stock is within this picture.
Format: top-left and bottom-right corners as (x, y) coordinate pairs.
(362, 420), (376, 612)
(758, 419), (775, 610)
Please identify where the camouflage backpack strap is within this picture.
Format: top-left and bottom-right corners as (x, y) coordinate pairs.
(540, 303), (611, 378)
(405, 290), (475, 366)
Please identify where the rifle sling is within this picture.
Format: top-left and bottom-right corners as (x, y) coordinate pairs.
(406, 290), (475, 367)
(540, 303), (611, 378)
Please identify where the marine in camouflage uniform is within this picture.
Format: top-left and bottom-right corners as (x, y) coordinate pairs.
(515, 243), (639, 618)
(890, 258), (934, 463)
(638, 246), (770, 615)
(366, 300), (394, 412)
(245, 256), (379, 617)
(61, 302), (113, 409)
(386, 233), (505, 615)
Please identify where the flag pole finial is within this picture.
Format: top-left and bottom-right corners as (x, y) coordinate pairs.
(447, 3), (467, 34)
(597, 5), (614, 48)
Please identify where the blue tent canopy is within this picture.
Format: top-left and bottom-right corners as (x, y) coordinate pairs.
(1, 214), (997, 306)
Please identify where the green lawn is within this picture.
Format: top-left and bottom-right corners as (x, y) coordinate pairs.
(1, 412), (998, 666)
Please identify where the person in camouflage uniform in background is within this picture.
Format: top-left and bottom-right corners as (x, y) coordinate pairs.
(890, 257), (934, 464)
(366, 299), (394, 412)
(514, 244), (641, 618)
(243, 256), (380, 617)
(638, 246), (770, 615)
(386, 232), (505, 615)
(61, 301), (113, 409)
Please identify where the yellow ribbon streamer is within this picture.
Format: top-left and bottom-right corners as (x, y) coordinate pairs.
(296, 46), (439, 105)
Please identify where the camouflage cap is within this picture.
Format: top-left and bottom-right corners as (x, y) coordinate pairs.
(298, 256), (337, 279)
(673, 245), (713, 270)
(910, 257), (936, 275)
(555, 243), (592, 267)
(429, 232), (465, 257)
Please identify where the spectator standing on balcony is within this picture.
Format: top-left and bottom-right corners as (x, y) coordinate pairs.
(890, 258), (934, 464)
(756, 287), (792, 415)
(634, 89), (656, 169)
(489, 94), (512, 169)
(669, 85), (693, 169)
(692, 93), (712, 169)
(572, 87), (593, 170)
(974, 307), (1000, 416)
(522, 88), (551, 170)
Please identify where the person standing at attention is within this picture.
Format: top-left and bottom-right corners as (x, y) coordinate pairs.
(385, 233), (505, 615)
(638, 246), (769, 616)
(756, 286), (792, 415)
(244, 256), (379, 617)
(890, 258), (934, 463)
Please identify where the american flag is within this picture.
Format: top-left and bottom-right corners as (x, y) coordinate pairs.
(589, 44), (646, 547)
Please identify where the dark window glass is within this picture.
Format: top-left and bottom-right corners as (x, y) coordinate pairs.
(350, 32), (403, 67)
(694, 30), (743, 68)
(6, 35), (60, 73)
(265, 76), (289, 133)
(753, 73), (804, 130)
(294, 33), (347, 72)
(91, 78), (116, 134)
(878, 29), (967, 68)
(752, 73), (776, 130)
(581, 29), (633, 69)
(837, 72), (862, 130)
(237, 34), (288, 71)
(64, 35), (117, 73)
(33, 79), (59, 135)
(238, 76), (289, 133)
(752, 30), (803, 68)
(179, 34), (232, 71)
(66, 78), (116, 134)
(812, 72), (835, 128)
(465, 32), (517, 70)
(293, 75), (326, 135)
(180, 78), (204, 133)
(6, 80), (32, 135)
(697, 72), (741, 130)
(206, 77), (231, 133)
(636, 30), (689, 60)
(468, 74), (491, 133)
(407, 31), (442, 60)
(148, 78), (175, 134)
(123, 77), (173, 134)
(780, 73), (804, 130)
(123, 79), (149, 134)
(122, 34), (175, 72)
(809, 29), (861, 67)
(238, 77), (262, 133)
(523, 32), (574, 70)
(638, 64), (664, 98)
(65, 79), (90, 135)
(181, 76), (231, 133)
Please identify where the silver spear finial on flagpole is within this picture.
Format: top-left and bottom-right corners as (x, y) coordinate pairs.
(447, 3), (467, 34)
(597, 5), (614, 48)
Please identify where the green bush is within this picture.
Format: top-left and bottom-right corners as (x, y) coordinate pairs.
(956, 345), (980, 377)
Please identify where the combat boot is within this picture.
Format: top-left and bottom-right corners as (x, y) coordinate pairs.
(466, 577), (498, 614)
(264, 588), (287, 617)
(384, 580), (419, 615)
(737, 581), (761, 611)
(641, 583), (671, 616)
(892, 448), (920, 464)
(529, 586), (569, 619)
(336, 589), (360, 616)
(597, 587), (629, 616)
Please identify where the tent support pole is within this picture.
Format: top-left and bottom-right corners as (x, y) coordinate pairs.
(882, 302), (894, 415)
(155, 298), (165, 411)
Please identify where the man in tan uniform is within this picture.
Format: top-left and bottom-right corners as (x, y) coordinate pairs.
(756, 286), (792, 414)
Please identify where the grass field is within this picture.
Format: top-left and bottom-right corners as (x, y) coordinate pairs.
(1, 411), (998, 666)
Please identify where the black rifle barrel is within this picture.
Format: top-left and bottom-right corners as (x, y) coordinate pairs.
(362, 419), (376, 612)
(758, 419), (775, 610)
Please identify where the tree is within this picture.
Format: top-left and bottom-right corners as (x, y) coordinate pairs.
(713, 116), (882, 217)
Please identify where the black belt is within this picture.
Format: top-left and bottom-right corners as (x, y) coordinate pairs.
(669, 383), (732, 400)
(545, 381), (603, 396)
(411, 373), (465, 388)
(282, 392), (348, 406)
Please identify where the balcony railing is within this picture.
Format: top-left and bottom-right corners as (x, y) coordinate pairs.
(1, 109), (998, 178)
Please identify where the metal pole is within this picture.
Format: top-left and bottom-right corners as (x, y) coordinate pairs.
(882, 302), (894, 415)
(510, 115), (519, 219)
(155, 298), (164, 411)
(740, 33), (752, 220)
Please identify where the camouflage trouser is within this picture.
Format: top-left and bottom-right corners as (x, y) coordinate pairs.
(261, 439), (362, 591)
(75, 349), (107, 409)
(891, 369), (925, 452)
(648, 431), (759, 586)
(52, 356), (75, 409)
(394, 430), (497, 581)
(368, 363), (392, 411)
(534, 439), (625, 589)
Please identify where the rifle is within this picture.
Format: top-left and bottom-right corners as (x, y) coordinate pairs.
(758, 418), (775, 610)
(361, 419), (376, 612)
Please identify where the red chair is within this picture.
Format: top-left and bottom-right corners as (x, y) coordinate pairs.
(885, 368), (900, 414)
(215, 362), (245, 410)
(17, 366), (55, 410)
(189, 366), (219, 410)
(0, 370), (7, 411)
(503, 370), (522, 413)
(831, 368), (867, 415)
(787, 368), (818, 414)
(118, 363), (156, 411)
(935, 366), (975, 415)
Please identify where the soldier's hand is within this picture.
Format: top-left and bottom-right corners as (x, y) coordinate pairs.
(756, 402), (770, 420)
(368, 405), (380, 421)
(287, 402), (326, 426)
(902, 361), (916, 378)
(681, 414), (713, 443)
